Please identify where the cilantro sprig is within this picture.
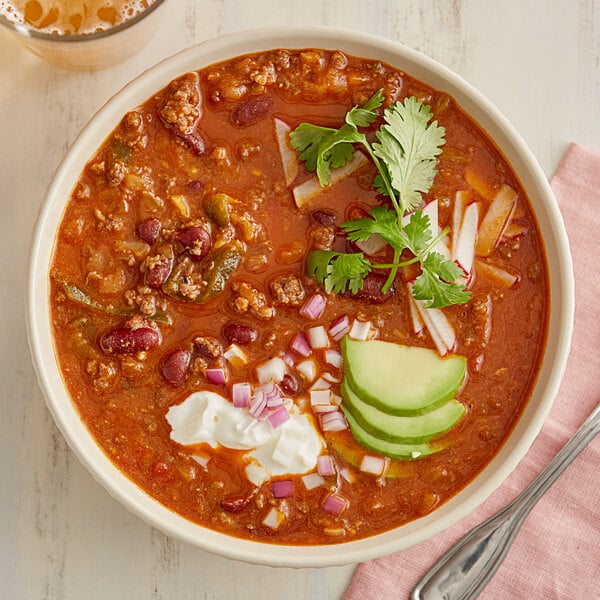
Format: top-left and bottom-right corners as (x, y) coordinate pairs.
(291, 90), (471, 309)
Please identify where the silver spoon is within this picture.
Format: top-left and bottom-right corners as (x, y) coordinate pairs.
(412, 401), (600, 600)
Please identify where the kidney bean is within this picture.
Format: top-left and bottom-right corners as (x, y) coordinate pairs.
(173, 226), (212, 261)
(100, 325), (160, 354)
(343, 273), (396, 304)
(161, 348), (191, 386)
(230, 96), (274, 128)
(221, 321), (258, 346)
(309, 209), (337, 227)
(145, 256), (173, 288)
(136, 218), (161, 245)
(220, 488), (257, 513)
(280, 373), (300, 396)
(176, 130), (205, 155)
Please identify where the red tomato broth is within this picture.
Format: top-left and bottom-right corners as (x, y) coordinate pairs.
(49, 48), (548, 544)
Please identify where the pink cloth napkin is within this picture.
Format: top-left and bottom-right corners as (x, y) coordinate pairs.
(344, 143), (600, 600)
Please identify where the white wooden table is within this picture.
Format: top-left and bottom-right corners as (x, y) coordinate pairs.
(2, 1), (598, 598)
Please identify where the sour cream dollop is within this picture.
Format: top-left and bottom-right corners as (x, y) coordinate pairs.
(166, 391), (324, 483)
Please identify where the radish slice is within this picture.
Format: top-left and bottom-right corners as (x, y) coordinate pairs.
(423, 199), (451, 260)
(274, 118), (299, 186)
(356, 233), (387, 256)
(502, 221), (529, 240)
(292, 152), (368, 210)
(452, 190), (468, 253)
(475, 185), (518, 257)
(452, 201), (480, 281)
(409, 286), (456, 356)
(407, 293), (425, 335)
(476, 259), (520, 288)
(422, 199), (440, 237)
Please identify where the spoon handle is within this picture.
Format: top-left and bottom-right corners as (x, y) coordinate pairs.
(412, 402), (600, 600)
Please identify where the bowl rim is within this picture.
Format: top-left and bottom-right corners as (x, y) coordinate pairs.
(26, 25), (575, 567)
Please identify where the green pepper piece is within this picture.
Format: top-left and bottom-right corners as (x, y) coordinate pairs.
(197, 242), (243, 302)
(56, 278), (171, 324)
(162, 242), (243, 303)
(205, 193), (232, 227)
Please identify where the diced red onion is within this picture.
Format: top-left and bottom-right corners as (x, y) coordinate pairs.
(262, 507), (284, 529)
(299, 292), (327, 320)
(267, 405), (290, 428)
(322, 493), (348, 516)
(206, 367), (227, 385)
(360, 455), (388, 476)
(232, 382), (252, 408)
(310, 389), (332, 406)
(256, 357), (286, 383)
(312, 404), (338, 414)
(310, 377), (331, 391)
(320, 410), (348, 432)
(249, 389), (267, 417)
(328, 314), (350, 341)
(271, 479), (294, 498)
(296, 358), (317, 383)
(322, 372), (341, 384)
(290, 332), (312, 357)
(191, 454), (210, 469)
(302, 472), (325, 490)
(317, 455), (336, 476)
(339, 467), (356, 483)
(349, 319), (372, 341)
(282, 352), (295, 367)
(324, 349), (343, 369)
(223, 343), (248, 367)
(307, 325), (329, 349)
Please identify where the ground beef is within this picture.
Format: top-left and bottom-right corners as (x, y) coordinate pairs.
(270, 274), (305, 306)
(229, 281), (275, 320)
(160, 72), (202, 134)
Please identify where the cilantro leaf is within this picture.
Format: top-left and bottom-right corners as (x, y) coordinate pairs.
(289, 123), (362, 186)
(307, 251), (371, 294)
(346, 89), (384, 128)
(341, 206), (409, 252)
(413, 252), (471, 308)
(292, 91), (471, 310)
(372, 97), (446, 213)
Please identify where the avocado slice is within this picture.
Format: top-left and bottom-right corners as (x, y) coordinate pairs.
(341, 378), (465, 443)
(341, 409), (440, 459)
(341, 338), (466, 416)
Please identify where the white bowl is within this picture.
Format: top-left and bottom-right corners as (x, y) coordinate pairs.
(26, 27), (574, 567)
